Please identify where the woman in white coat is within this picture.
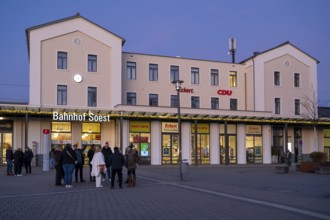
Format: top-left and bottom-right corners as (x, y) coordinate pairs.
(90, 146), (106, 187)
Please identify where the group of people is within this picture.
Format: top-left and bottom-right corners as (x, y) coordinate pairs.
(53, 142), (139, 189)
(5, 146), (34, 176)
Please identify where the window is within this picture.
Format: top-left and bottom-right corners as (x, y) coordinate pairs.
(171, 95), (178, 108)
(126, 62), (136, 80)
(87, 87), (97, 107)
(295, 99), (300, 115)
(275, 98), (281, 114)
(57, 52), (67, 69)
(127, 92), (136, 105)
(88, 55), (97, 72)
(149, 64), (158, 81)
(294, 73), (300, 88)
(149, 94), (158, 106)
(211, 97), (219, 109)
(191, 67), (199, 84)
(191, 96), (200, 109)
(230, 99), (237, 110)
(211, 69), (219, 86)
(170, 65), (179, 82)
(57, 85), (67, 105)
(229, 71), (237, 87)
(274, 71), (280, 86)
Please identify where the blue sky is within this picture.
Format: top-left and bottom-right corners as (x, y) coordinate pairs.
(1, 0), (330, 106)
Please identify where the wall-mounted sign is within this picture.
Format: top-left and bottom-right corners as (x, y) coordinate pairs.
(246, 125), (262, 135)
(0, 121), (13, 131)
(162, 122), (178, 133)
(130, 121), (150, 133)
(217, 90), (232, 96)
(179, 87), (194, 93)
(191, 123), (210, 134)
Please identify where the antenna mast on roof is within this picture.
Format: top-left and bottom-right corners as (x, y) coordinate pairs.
(228, 37), (236, 63)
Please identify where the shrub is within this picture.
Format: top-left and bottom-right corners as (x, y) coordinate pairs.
(309, 152), (326, 162)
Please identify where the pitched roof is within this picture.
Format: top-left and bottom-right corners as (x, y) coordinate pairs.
(240, 41), (319, 64)
(25, 13), (126, 57)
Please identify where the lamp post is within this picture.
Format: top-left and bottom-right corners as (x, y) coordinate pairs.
(172, 80), (184, 181)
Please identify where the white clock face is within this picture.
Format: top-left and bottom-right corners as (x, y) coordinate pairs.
(73, 74), (82, 83)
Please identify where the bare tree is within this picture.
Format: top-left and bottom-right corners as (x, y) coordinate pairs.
(301, 86), (319, 152)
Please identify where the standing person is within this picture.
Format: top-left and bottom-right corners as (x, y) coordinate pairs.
(54, 146), (64, 186)
(23, 147), (34, 174)
(6, 146), (14, 176)
(109, 147), (125, 189)
(73, 144), (85, 183)
(101, 142), (113, 182)
(126, 144), (139, 187)
(13, 148), (24, 176)
(87, 144), (95, 182)
(49, 146), (55, 169)
(90, 146), (106, 188)
(286, 150), (292, 166)
(60, 144), (77, 188)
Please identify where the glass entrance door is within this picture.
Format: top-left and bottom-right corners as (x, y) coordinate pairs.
(162, 134), (179, 164)
(1, 133), (13, 165)
(246, 135), (263, 164)
(191, 134), (210, 165)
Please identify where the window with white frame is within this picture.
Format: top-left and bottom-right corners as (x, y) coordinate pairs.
(149, 94), (158, 106)
(88, 55), (97, 72)
(87, 87), (97, 107)
(274, 71), (280, 86)
(294, 73), (300, 88)
(191, 67), (199, 84)
(126, 62), (136, 80)
(211, 69), (219, 86)
(57, 52), (67, 70)
(57, 85), (67, 105)
(149, 64), (158, 81)
(295, 99), (300, 115)
(127, 92), (136, 105)
(170, 65), (179, 82)
(230, 98), (237, 110)
(275, 98), (281, 114)
(191, 96), (200, 108)
(171, 95), (178, 108)
(211, 97), (219, 109)
(229, 71), (237, 87)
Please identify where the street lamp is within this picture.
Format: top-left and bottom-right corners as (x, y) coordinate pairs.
(172, 80), (184, 181)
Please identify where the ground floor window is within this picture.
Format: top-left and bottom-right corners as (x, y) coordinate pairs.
(219, 124), (237, 164)
(129, 121), (151, 165)
(324, 129), (330, 162)
(51, 122), (72, 148)
(246, 125), (263, 164)
(81, 122), (101, 165)
(0, 121), (13, 165)
(191, 123), (210, 165)
(161, 122), (179, 164)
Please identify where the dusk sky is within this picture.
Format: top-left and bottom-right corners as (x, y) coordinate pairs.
(1, 0), (329, 106)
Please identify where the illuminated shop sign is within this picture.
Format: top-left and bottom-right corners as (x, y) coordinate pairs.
(53, 112), (110, 122)
(0, 121), (13, 131)
(130, 121), (151, 133)
(246, 125), (262, 135)
(191, 123), (210, 133)
(162, 122), (178, 133)
(217, 90), (232, 96)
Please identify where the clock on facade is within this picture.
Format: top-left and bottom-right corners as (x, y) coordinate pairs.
(73, 74), (83, 83)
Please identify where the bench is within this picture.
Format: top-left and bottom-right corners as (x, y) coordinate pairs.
(315, 166), (330, 174)
(275, 166), (289, 173)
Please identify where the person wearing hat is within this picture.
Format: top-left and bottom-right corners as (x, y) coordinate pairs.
(101, 142), (113, 182)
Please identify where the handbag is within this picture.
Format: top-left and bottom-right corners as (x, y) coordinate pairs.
(99, 164), (105, 173)
(66, 150), (77, 164)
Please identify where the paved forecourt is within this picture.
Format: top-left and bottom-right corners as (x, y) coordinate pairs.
(0, 164), (329, 220)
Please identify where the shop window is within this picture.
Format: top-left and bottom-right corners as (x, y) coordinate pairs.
(51, 122), (72, 147)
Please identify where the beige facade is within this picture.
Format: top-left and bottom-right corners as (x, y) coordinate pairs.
(1, 14), (329, 166)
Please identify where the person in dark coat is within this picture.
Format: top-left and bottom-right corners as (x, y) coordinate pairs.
(74, 144), (86, 183)
(60, 144), (77, 188)
(13, 148), (24, 176)
(23, 147), (34, 174)
(54, 145), (64, 186)
(109, 147), (125, 189)
(87, 144), (95, 182)
(101, 142), (113, 181)
(6, 146), (14, 176)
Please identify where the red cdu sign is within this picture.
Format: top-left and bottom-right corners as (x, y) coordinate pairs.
(43, 129), (50, 134)
(217, 89), (232, 96)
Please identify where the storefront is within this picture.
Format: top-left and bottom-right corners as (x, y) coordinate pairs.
(246, 125), (263, 164)
(161, 122), (179, 164)
(0, 121), (13, 165)
(324, 129), (330, 162)
(81, 122), (101, 165)
(51, 122), (72, 148)
(129, 121), (151, 165)
(220, 124), (237, 164)
(191, 123), (210, 165)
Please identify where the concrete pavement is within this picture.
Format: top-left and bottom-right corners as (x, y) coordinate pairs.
(0, 164), (329, 220)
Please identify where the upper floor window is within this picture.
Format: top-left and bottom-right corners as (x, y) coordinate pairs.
(127, 92), (136, 105)
(149, 94), (158, 106)
(149, 64), (158, 81)
(57, 85), (67, 105)
(274, 71), (280, 86)
(88, 55), (97, 72)
(87, 87), (97, 107)
(170, 65), (179, 82)
(275, 98), (281, 114)
(191, 67), (199, 84)
(191, 96), (200, 109)
(294, 73), (300, 88)
(211, 69), (219, 86)
(295, 99), (300, 115)
(171, 95), (178, 108)
(229, 71), (237, 87)
(230, 98), (237, 110)
(211, 97), (219, 110)
(126, 62), (136, 80)
(57, 52), (67, 70)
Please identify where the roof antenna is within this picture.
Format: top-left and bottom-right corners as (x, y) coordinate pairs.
(228, 37), (236, 63)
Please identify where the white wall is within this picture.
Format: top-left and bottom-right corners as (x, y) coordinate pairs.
(210, 123), (220, 164)
(151, 121), (161, 165)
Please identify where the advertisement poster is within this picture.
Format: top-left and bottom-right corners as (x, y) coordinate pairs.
(141, 143), (149, 157)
